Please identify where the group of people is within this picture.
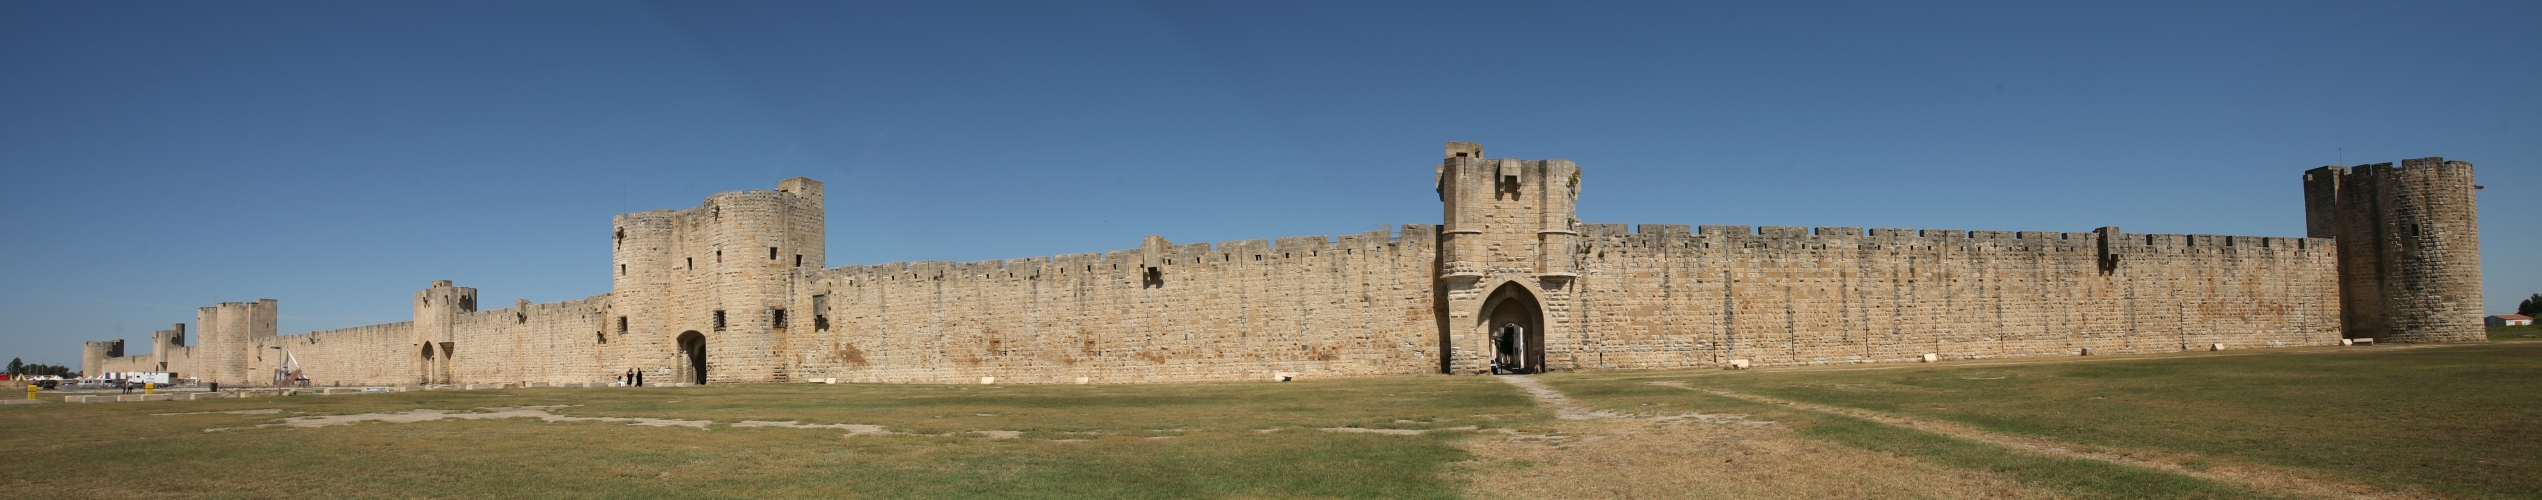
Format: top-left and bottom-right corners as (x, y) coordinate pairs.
(615, 368), (645, 387)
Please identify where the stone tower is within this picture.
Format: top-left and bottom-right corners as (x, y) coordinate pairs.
(609, 177), (824, 384)
(1436, 142), (1581, 374)
(196, 299), (277, 384)
(412, 280), (476, 383)
(80, 340), (123, 378)
(2303, 157), (2483, 342)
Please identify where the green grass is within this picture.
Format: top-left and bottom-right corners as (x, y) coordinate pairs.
(2492, 323), (2542, 341)
(1544, 342), (2542, 499)
(0, 376), (1543, 499)
(13, 343), (2540, 498)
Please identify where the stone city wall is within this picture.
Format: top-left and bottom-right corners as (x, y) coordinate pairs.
(1552, 224), (2343, 369)
(782, 226), (1440, 384)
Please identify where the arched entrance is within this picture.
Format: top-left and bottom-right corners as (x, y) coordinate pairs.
(676, 331), (707, 385)
(1479, 281), (1546, 374)
(418, 344), (435, 385)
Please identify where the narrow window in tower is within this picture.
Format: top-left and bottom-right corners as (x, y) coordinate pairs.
(769, 247), (778, 260)
(620, 264), (626, 276)
(686, 257), (693, 269)
(771, 309), (786, 330)
(713, 310), (727, 331)
(795, 255), (803, 267)
(811, 295), (829, 331)
(717, 251), (723, 263)
(617, 316), (628, 335)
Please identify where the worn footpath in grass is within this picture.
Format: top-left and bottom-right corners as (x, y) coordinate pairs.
(0, 376), (1545, 499)
(1549, 341), (2542, 499)
(1533, 372), (2265, 499)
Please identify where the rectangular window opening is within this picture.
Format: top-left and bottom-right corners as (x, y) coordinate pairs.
(769, 247), (778, 260)
(811, 295), (829, 331)
(713, 310), (727, 331)
(617, 316), (628, 334)
(771, 308), (786, 329)
(795, 254), (803, 267)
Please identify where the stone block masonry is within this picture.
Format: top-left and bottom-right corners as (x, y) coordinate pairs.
(77, 143), (2479, 385)
(1554, 225), (2340, 370)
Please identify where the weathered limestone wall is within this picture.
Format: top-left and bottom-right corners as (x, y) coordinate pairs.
(259, 322), (413, 386)
(257, 295), (617, 386)
(785, 226), (1440, 384)
(1553, 224), (2343, 369)
(2305, 158), (2483, 342)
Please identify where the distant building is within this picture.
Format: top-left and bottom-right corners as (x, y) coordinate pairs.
(2490, 315), (2533, 327)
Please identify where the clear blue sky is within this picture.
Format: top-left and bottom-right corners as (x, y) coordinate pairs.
(3, 1), (2533, 367)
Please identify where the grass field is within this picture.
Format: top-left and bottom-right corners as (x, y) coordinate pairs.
(6, 340), (2537, 499)
(1537, 340), (2542, 499)
(2494, 323), (2542, 340)
(2, 376), (1542, 499)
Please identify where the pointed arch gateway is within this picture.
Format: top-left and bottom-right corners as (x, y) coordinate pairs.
(1478, 281), (1547, 374)
(675, 331), (707, 385)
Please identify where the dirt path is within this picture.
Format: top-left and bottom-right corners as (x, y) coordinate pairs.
(1493, 375), (1619, 420)
(1665, 383), (2418, 500)
(1468, 375), (2065, 498)
(244, 405), (1014, 438)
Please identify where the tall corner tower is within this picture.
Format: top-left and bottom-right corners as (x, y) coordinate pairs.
(1436, 142), (1580, 374)
(2302, 157), (2483, 342)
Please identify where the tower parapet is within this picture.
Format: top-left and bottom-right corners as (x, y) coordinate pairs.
(2303, 157), (2483, 342)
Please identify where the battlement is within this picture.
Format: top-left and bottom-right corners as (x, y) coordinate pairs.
(1579, 222), (2326, 254)
(822, 224), (1439, 281)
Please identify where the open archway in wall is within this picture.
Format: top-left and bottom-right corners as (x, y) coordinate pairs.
(1479, 281), (1546, 374)
(418, 344), (435, 385)
(676, 331), (707, 385)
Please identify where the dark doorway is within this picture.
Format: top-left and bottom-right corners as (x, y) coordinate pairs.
(676, 331), (707, 384)
(1480, 282), (1546, 374)
(418, 344), (437, 385)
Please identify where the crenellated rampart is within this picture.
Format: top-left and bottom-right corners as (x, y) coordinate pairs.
(1556, 223), (2341, 369)
(782, 225), (1439, 384)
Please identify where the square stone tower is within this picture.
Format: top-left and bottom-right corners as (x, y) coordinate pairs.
(1436, 142), (1580, 374)
(608, 177), (824, 384)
